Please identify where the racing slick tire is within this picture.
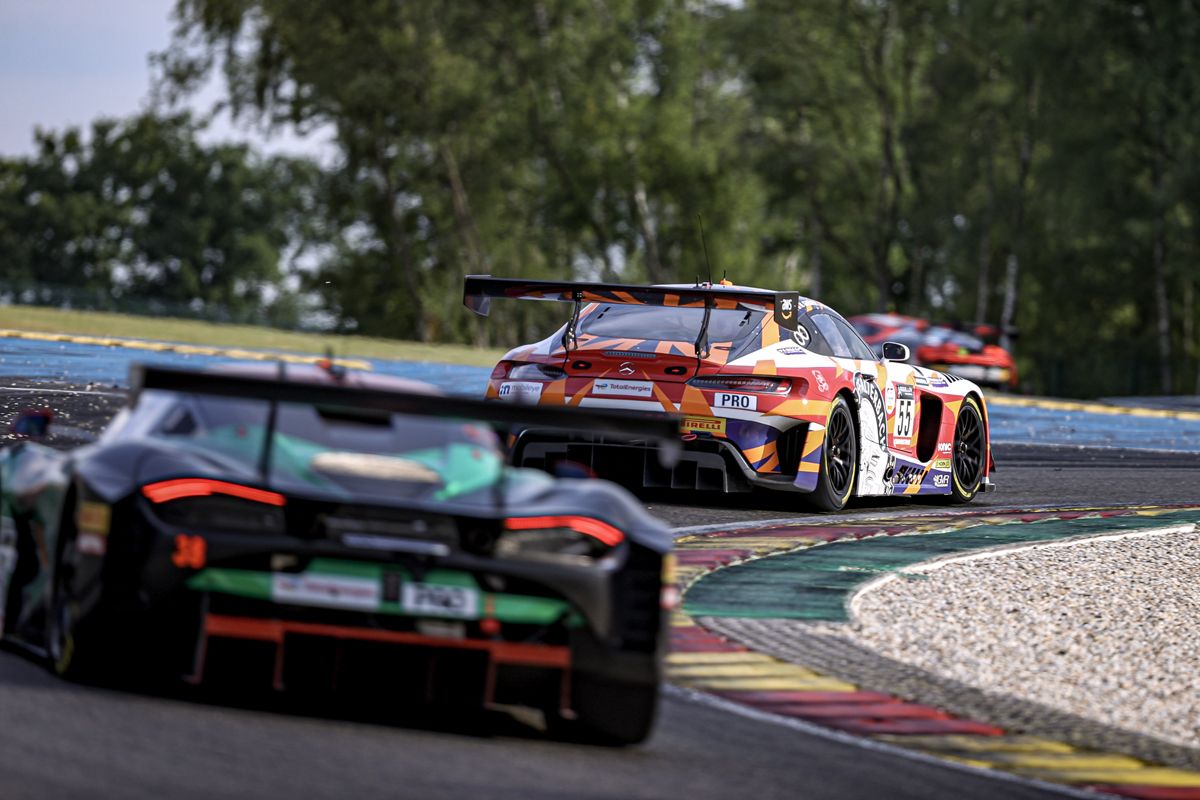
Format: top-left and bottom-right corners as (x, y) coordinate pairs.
(554, 672), (659, 746)
(948, 395), (986, 504)
(45, 505), (107, 682)
(809, 395), (858, 512)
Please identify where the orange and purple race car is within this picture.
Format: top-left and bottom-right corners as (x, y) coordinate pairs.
(849, 312), (1018, 389)
(465, 276), (994, 511)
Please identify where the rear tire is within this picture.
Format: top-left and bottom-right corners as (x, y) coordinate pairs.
(948, 396), (986, 503)
(554, 673), (658, 746)
(45, 508), (105, 682)
(810, 396), (857, 512)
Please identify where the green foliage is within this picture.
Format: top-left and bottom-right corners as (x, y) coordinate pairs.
(0, 113), (318, 325)
(3, 0), (1200, 395)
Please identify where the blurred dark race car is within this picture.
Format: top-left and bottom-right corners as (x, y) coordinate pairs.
(849, 313), (1018, 389)
(0, 363), (679, 744)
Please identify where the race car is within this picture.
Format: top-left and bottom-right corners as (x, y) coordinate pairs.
(0, 363), (679, 744)
(466, 276), (994, 511)
(849, 312), (1018, 389)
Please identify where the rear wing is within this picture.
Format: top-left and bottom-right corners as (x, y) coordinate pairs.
(131, 364), (682, 453)
(463, 274), (801, 332)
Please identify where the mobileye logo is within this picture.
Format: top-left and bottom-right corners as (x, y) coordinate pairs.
(619, 362), (637, 376)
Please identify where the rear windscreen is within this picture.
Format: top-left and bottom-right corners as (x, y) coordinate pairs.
(578, 304), (764, 343)
(148, 394), (507, 503)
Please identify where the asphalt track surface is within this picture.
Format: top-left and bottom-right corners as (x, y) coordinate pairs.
(1, 384), (1197, 799)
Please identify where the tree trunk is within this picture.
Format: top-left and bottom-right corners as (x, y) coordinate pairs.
(633, 181), (664, 283)
(439, 140), (489, 276)
(976, 118), (998, 324)
(1152, 223), (1171, 393)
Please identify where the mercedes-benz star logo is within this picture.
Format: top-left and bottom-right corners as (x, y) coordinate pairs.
(618, 362), (636, 376)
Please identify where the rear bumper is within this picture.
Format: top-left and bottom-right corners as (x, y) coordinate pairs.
(87, 505), (666, 705)
(513, 429), (811, 494)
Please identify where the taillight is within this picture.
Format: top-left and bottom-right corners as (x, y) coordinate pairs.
(497, 515), (624, 564)
(142, 479), (286, 506)
(688, 375), (791, 394)
(507, 362), (567, 381)
(142, 479), (286, 534)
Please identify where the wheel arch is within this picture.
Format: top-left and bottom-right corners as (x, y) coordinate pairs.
(834, 387), (861, 495)
(963, 390), (989, 475)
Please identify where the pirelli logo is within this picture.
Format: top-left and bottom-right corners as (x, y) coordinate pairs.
(682, 416), (727, 435)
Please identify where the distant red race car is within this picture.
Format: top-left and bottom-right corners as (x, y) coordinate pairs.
(849, 313), (1018, 389)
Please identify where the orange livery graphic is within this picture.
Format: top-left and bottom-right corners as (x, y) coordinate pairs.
(466, 275), (994, 511)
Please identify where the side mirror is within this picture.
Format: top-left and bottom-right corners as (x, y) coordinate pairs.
(13, 409), (52, 439)
(882, 341), (911, 362)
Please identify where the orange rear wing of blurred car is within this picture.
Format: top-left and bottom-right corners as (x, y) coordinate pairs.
(462, 274), (802, 332)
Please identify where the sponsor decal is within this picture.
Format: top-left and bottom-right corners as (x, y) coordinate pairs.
(78, 502), (111, 537)
(774, 292), (801, 330)
(937, 441), (952, 455)
(618, 362), (637, 376)
(272, 572), (380, 611)
(713, 392), (758, 411)
(811, 370), (830, 394)
(592, 379), (654, 397)
(854, 373), (888, 444)
(885, 383), (896, 414)
(498, 381), (544, 403)
(897, 384), (914, 400)
(933, 457), (952, 470)
(778, 345), (806, 355)
(681, 416), (727, 435)
(913, 371), (929, 387)
(933, 473), (950, 488)
(890, 464), (925, 486)
(854, 372), (895, 495)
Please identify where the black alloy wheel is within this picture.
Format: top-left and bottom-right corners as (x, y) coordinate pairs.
(949, 396), (985, 503)
(811, 396), (857, 511)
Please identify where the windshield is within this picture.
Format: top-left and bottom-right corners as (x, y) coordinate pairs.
(148, 394), (508, 504)
(578, 304), (764, 343)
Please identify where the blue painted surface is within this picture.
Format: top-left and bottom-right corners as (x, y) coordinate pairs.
(0, 337), (490, 393)
(987, 402), (1200, 454)
(3, 337), (1199, 453)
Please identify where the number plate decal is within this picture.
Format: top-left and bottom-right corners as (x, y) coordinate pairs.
(713, 392), (758, 411)
(401, 582), (480, 619)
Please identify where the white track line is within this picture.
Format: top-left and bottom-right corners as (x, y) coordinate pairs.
(665, 684), (1102, 799)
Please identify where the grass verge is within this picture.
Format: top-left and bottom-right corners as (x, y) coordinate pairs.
(0, 306), (507, 366)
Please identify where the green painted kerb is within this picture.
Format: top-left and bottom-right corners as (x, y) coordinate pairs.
(683, 510), (1200, 621)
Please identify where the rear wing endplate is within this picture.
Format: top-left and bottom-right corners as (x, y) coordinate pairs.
(463, 274), (801, 332)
